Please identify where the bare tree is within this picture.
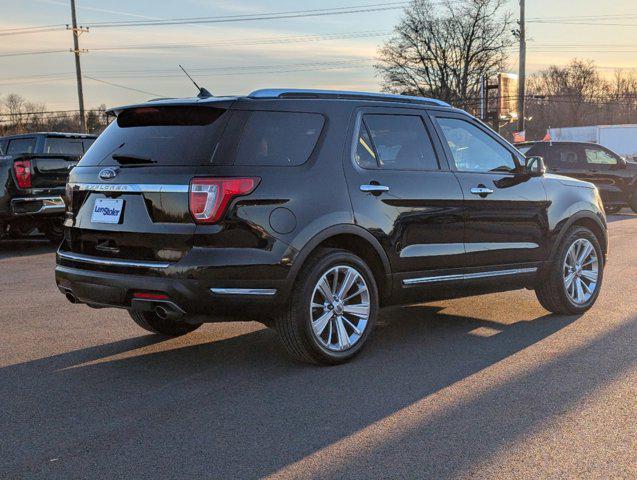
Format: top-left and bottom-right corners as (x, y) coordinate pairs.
(376, 0), (513, 106)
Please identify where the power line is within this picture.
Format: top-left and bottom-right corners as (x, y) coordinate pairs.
(0, 30), (390, 58)
(82, 2), (410, 28)
(84, 76), (166, 97)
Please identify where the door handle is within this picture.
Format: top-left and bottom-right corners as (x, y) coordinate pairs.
(360, 184), (390, 193)
(470, 187), (494, 196)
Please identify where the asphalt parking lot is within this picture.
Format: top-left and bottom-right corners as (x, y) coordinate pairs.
(1, 215), (636, 480)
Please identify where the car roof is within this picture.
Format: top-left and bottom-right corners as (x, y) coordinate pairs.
(107, 88), (454, 115)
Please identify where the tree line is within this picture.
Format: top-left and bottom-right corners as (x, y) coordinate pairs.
(376, 0), (637, 141)
(0, 93), (108, 136)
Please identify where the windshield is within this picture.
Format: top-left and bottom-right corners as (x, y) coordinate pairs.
(517, 145), (533, 155)
(78, 106), (228, 167)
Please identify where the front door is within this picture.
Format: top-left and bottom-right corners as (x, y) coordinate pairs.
(343, 107), (465, 296)
(428, 112), (550, 280)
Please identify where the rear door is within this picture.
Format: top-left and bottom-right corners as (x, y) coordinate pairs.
(65, 104), (232, 265)
(343, 106), (465, 295)
(429, 111), (549, 277)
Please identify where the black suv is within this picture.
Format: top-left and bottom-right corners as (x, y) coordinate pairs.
(56, 89), (608, 364)
(518, 141), (637, 214)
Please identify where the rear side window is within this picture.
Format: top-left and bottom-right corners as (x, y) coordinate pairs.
(79, 106), (227, 167)
(235, 111), (324, 166)
(43, 137), (84, 156)
(355, 114), (439, 170)
(7, 138), (36, 155)
(83, 138), (96, 151)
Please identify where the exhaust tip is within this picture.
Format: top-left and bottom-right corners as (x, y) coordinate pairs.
(154, 305), (169, 320)
(65, 291), (79, 304)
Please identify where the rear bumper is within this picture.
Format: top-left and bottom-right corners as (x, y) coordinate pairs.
(55, 252), (290, 322)
(10, 195), (65, 216)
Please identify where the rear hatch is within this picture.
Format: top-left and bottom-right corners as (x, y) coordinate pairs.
(30, 153), (82, 189)
(63, 102), (234, 267)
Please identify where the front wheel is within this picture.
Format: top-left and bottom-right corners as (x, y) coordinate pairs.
(128, 310), (202, 336)
(276, 248), (379, 365)
(535, 226), (604, 315)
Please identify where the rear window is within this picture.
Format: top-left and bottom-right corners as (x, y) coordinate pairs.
(43, 137), (85, 156)
(235, 111), (324, 166)
(7, 138), (36, 155)
(78, 106), (227, 167)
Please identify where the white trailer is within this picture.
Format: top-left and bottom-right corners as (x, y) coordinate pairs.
(549, 124), (637, 160)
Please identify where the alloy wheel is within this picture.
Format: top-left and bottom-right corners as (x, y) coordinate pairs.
(563, 238), (599, 305)
(310, 265), (370, 351)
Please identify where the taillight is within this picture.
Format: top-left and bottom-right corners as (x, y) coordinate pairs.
(189, 177), (259, 224)
(14, 160), (32, 189)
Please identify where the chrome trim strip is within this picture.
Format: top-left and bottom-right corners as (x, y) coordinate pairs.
(210, 288), (277, 296)
(68, 183), (189, 193)
(57, 251), (171, 269)
(403, 267), (537, 286)
(12, 196), (66, 215)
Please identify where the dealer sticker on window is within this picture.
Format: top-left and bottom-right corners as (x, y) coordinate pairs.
(91, 198), (124, 224)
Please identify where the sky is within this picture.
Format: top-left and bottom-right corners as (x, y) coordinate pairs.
(2, 0), (637, 110)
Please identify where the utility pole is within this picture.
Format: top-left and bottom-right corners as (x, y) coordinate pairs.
(517, 0), (526, 133)
(68, 0), (87, 132)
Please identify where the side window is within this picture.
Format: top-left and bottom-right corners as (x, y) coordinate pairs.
(355, 114), (439, 170)
(585, 147), (617, 166)
(43, 138), (84, 156)
(7, 138), (36, 155)
(83, 138), (96, 152)
(0, 140), (6, 155)
(545, 145), (583, 168)
(436, 117), (517, 173)
(235, 111), (324, 166)
(355, 121), (378, 168)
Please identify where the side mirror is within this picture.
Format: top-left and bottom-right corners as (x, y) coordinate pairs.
(618, 157), (628, 169)
(524, 156), (546, 177)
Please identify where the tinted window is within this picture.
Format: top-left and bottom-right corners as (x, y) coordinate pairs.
(7, 138), (36, 155)
(43, 137), (84, 156)
(358, 114), (438, 170)
(585, 147), (617, 165)
(355, 121), (378, 169)
(235, 111), (324, 166)
(544, 145), (583, 168)
(79, 106), (227, 167)
(0, 140), (6, 155)
(437, 118), (516, 172)
(83, 138), (96, 151)
(517, 145), (533, 155)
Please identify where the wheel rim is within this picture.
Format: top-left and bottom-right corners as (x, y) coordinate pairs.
(563, 238), (599, 305)
(310, 265), (370, 352)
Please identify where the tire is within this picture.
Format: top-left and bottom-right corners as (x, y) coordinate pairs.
(41, 223), (64, 245)
(276, 248), (379, 365)
(535, 226), (604, 315)
(604, 205), (622, 215)
(630, 193), (637, 214)
(128, 310), (202, 336)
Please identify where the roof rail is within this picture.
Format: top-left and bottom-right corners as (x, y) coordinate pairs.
(248, 89), (451, 107)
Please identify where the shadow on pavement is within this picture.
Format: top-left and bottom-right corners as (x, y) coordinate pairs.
(1, 304), (606, 479)
(606, 211), (636, 223)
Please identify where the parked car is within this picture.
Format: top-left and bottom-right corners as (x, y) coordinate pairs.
(56, 89), (607, 364)
(518, 141), (637, 214)
(0, 132), (97, 242)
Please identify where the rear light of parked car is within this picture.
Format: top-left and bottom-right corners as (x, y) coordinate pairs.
(13, 160), (32, 189)
(189, 177), (259, 224)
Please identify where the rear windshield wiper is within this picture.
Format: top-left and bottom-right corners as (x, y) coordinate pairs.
(112, 153), (156, 165)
